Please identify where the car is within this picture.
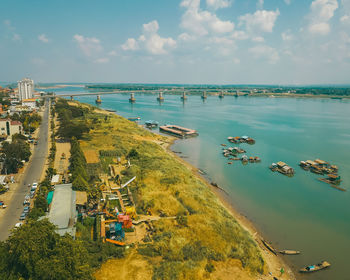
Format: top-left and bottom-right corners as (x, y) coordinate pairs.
(25, 195), (30, 200)
(15, 222), (23, 228)
(23, 206), (30, 213)
(30, 191), (35, 199)
(32, 182), (38, 189)
(19, 212), (27, 220)
(23, 199), (30, 206)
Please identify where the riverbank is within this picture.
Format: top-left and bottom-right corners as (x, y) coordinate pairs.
(68, 100), (295, 280)
(167, 142), (295, 280)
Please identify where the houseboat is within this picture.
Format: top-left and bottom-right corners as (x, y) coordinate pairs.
(227, 136), (255, 144)
(270, 161), (294, 176)
(299, 261), (330, 273)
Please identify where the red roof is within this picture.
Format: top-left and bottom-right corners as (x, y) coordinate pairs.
(11, 121), (22, 125)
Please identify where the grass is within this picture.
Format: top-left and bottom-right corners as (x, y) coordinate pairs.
(73, 101), (265, 279)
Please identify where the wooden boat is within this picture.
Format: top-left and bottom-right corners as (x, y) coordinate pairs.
(198, 169), (206, 175)
(221, 144), (227, 147)
(254, 156), (261, 162)
(261, 239), (277, 255)
(299, 261), (330, 273)
(228, 162), (233, 165)
(280, 250), (300, 255)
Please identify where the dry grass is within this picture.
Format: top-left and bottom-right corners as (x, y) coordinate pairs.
(76, 104), (266, 280)
(83, 150), (100, 164)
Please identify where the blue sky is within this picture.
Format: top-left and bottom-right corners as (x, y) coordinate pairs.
(0, 0), (349, 84)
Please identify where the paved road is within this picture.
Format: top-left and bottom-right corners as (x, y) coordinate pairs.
(0, 99), (50, 241)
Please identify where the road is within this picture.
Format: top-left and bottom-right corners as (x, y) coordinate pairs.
(0, 99), (50, 241)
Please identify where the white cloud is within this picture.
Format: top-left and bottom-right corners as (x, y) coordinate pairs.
(239, 9), (280, 33)
(121, 20), (176, 55)
(73, 34), (103, 57)
(281, 30), (294, 41)
(180, 0), (234, 36)
(308, 0), (338, 35)
(252, 36), (265, 42)
(178, 32), (195, 41)
(38, 34), (49, 43)
(284, 0), (291, 4)
(249, 45), (279, 64)
(206, 0), (231, 10)
(340, 14), (350, 23)
(121, 38), (139, 51)
(231, 30), (249, 40)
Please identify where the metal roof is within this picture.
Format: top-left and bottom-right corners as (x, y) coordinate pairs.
(47, 184), (76, 236)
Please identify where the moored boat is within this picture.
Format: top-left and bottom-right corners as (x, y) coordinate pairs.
(261, 239), (277, 255)
(280, 250), (300, 255)
(299, 261), (330, 273)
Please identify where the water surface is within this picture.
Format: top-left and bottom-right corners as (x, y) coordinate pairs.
(55, 88), (350, 280)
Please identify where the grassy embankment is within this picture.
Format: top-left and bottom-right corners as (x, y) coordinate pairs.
(73, 101), (265, 279)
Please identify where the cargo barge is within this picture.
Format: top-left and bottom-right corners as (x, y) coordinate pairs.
(159, 125), (198, 138)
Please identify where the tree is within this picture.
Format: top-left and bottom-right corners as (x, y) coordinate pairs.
(2, 139), (31, 173)
(2, 219), (93, 279)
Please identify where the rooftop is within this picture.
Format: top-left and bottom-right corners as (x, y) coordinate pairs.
(47, 184), (76, 236)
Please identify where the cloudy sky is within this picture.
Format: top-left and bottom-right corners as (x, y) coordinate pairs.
(0, 0), (349, 84)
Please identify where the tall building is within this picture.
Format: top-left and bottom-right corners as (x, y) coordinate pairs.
(17, 78), (34, 100)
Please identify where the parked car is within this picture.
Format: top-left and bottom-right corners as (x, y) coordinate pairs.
(32, 182), (38, 189)
(15, 222), (23, 228)
(23, 206), (30, 213)
(23, 199), (30, 206)
(19, 212), (27, 220)
(30, 190), (35, 198)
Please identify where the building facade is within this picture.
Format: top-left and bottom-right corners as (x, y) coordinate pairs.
(0, 119), (22, 137)
(17, 78), (34, 101)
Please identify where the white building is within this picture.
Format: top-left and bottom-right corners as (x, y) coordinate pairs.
(17, 78), (34, 101)
(22, 98), (37, 110)
(0, 119), (23, 137)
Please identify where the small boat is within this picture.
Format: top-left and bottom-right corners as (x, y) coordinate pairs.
(105, 109), (116, 112)
(221, 144), (227, 147)
(128, 117), (141, 121)
(280, 250), (300, 255)
(198, 169), (206, 175)
(299, 261), (330, 273)
(211, 182), (218, 188)
(261, 239), (277, 255)
(228, 162), (233, 165)
(145, 120), (159, 128)
(254, 156), (261, 162)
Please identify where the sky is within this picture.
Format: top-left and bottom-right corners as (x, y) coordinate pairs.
(0, 0), (350, 85)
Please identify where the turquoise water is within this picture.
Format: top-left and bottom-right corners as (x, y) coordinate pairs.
(58, 88), (350, 280)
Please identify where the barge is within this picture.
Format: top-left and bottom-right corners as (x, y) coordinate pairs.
(159, 125), (198, 138)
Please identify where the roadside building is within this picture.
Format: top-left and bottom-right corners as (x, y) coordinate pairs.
(0, 119), (22, 137)
(46, 183), (77, 236)
(17, 78), (34, 101)
(22, 98), (37, 110)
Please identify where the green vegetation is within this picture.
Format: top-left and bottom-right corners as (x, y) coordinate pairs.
(1, 138), (31, 173)
(70, 138), (90, 191)
(0, 220), (93, 280)
(11, 112), (42, 134)
(55, 99), (90, 140)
